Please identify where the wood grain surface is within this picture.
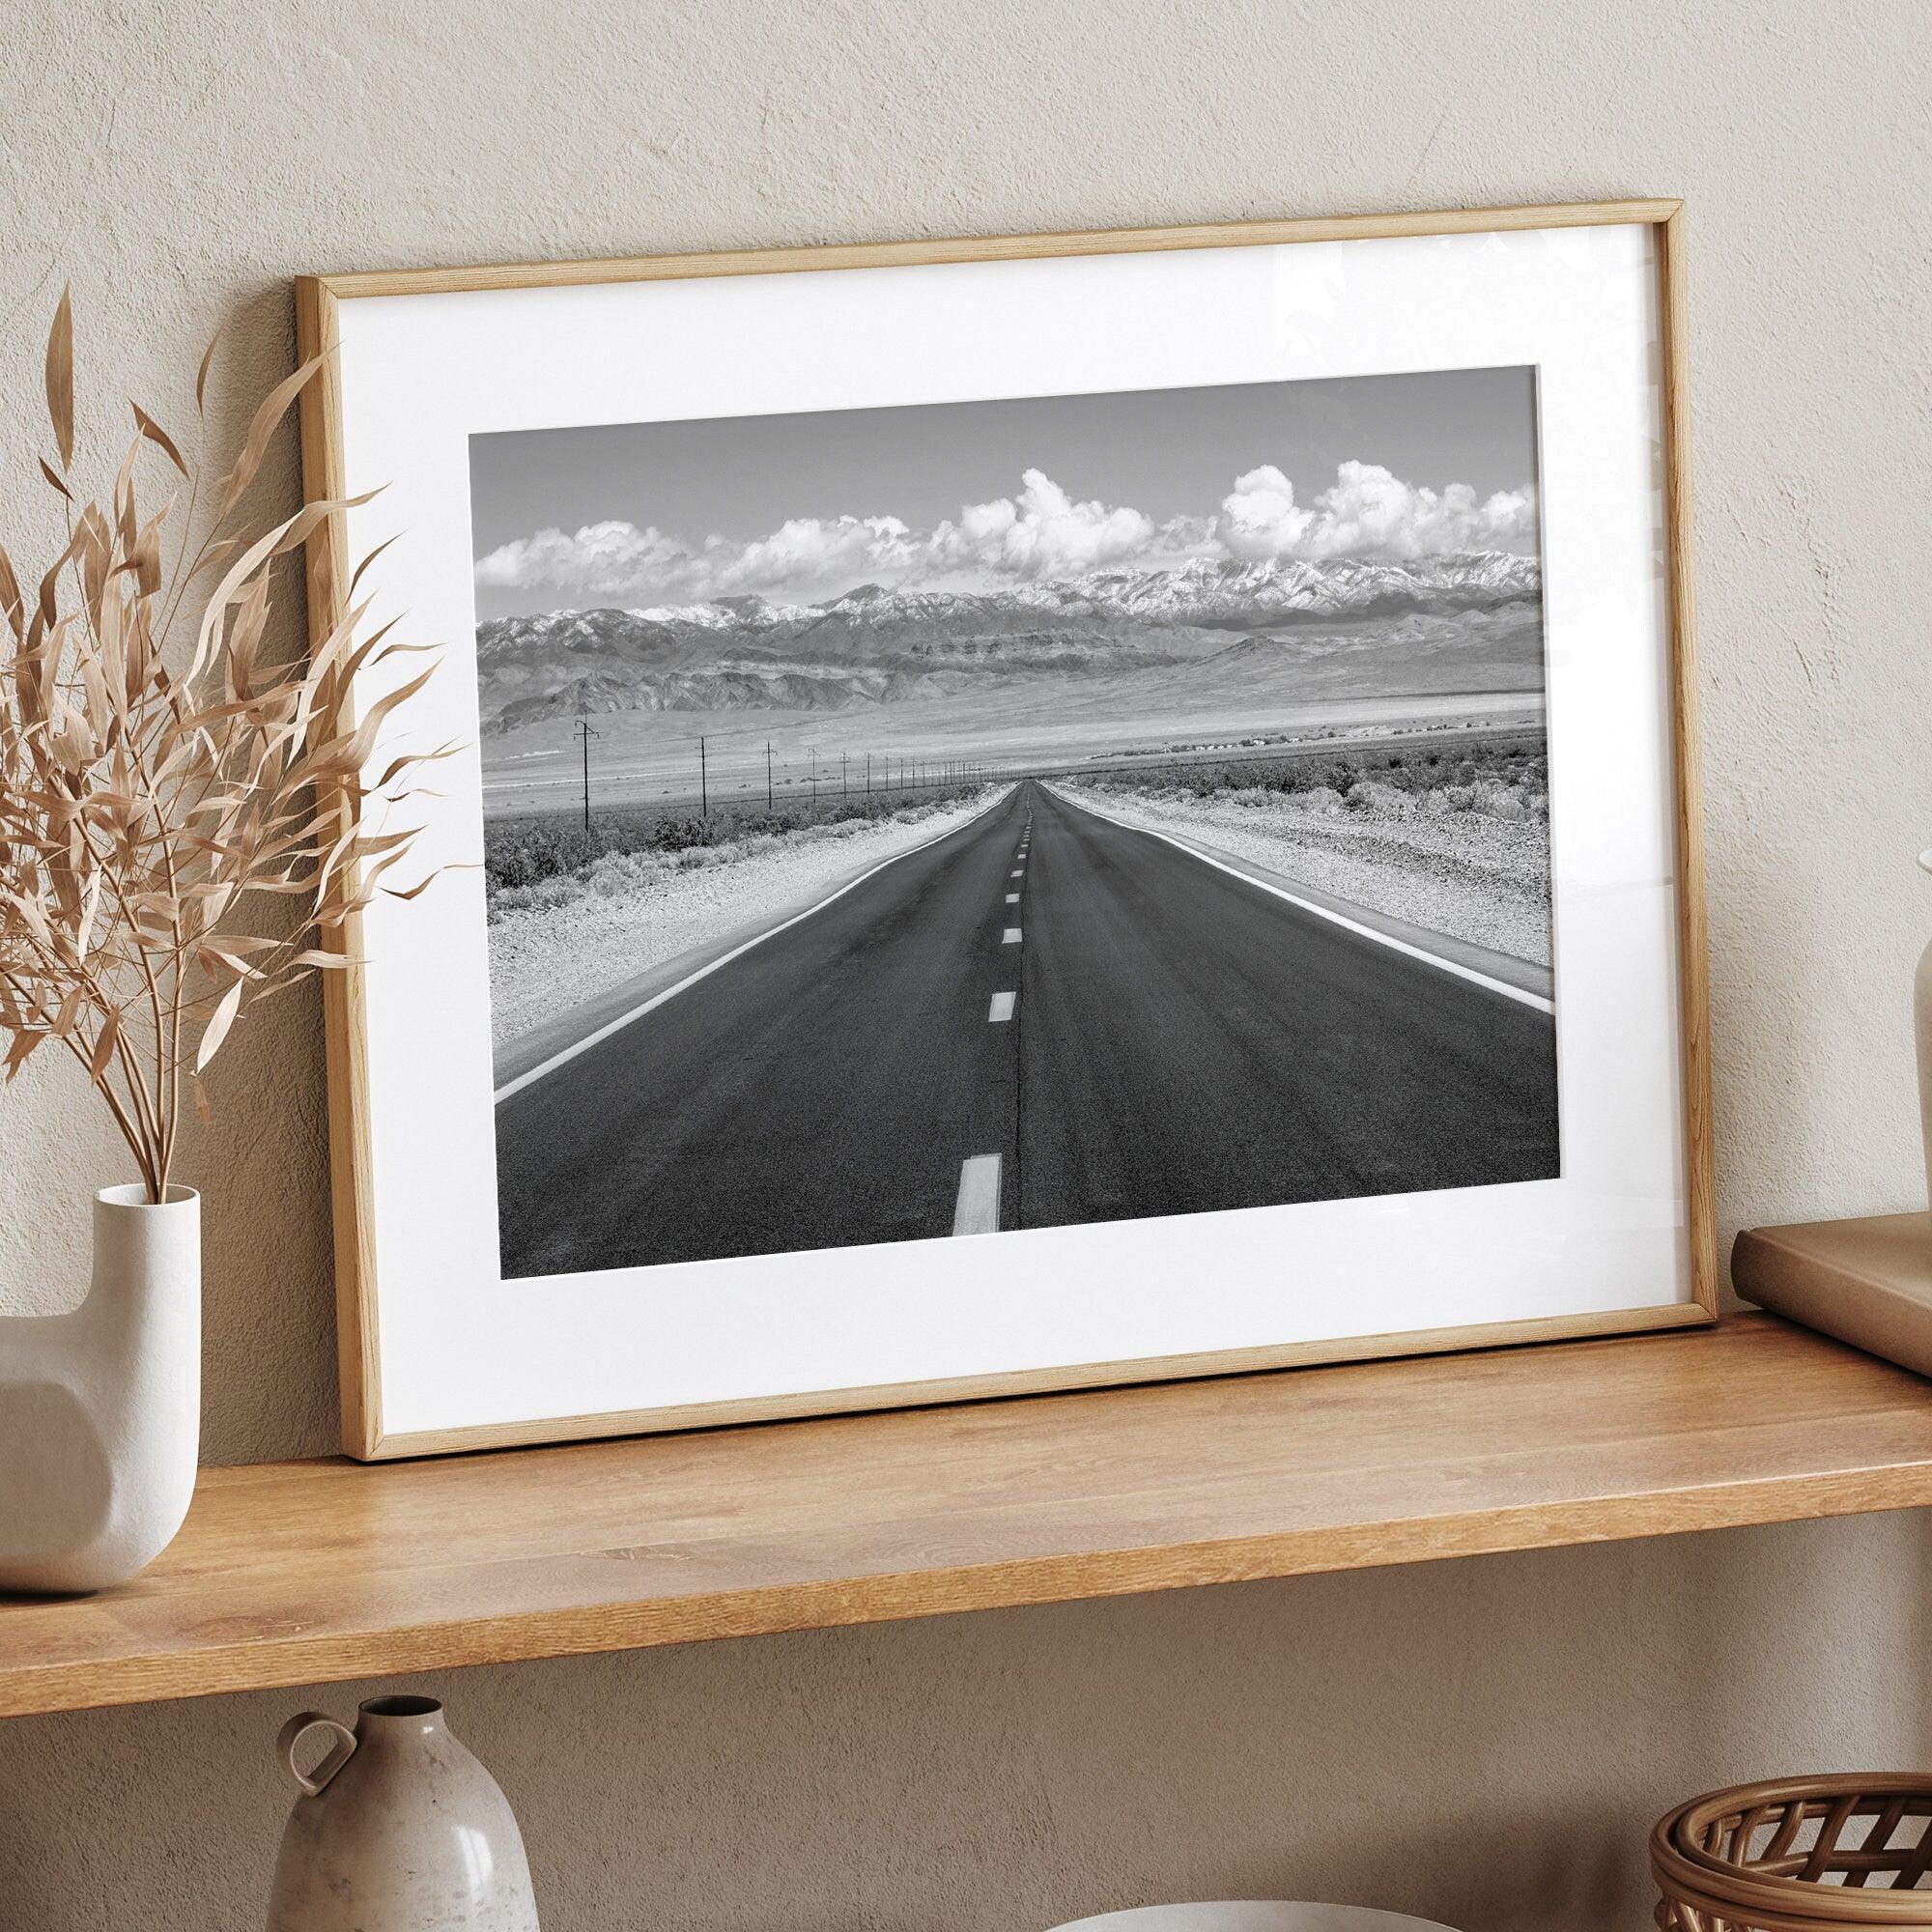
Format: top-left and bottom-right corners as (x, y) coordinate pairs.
(3, 1314), (1927, 1719)
(309, 199), (1684, 297)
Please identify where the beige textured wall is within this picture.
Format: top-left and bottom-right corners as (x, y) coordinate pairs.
(3, 0), (1930, 1925)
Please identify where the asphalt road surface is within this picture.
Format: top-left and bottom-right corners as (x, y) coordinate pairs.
(494, 781), (1559, 1277)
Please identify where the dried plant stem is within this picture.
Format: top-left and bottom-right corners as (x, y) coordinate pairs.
(0, 294), (444, 1201)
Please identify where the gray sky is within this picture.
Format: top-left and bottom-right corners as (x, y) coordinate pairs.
(470, 366), (1541, 619)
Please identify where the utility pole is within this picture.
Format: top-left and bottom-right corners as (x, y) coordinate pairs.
(765, 741), (774, 811)
(810, 747), (818, 808)
(698, 735), (708, 818)
(575, 719), (599, 830)
(841, 752), (849, 805)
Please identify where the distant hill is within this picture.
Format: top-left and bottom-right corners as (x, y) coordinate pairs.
(473, 553), (1542, 732)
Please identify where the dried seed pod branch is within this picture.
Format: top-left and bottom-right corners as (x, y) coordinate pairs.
(0, 295), (444, 1201)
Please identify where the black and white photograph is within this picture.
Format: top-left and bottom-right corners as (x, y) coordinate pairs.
(474, 367), (1561, 1280)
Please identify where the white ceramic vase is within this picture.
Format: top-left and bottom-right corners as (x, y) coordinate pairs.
(0, 1183), (200, 1594)
(267, 1695), (541, 1932)
(1918, 852), (1932, 1213)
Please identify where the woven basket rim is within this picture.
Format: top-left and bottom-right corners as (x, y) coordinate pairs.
(1653, 1777), (1932, 1926)
(1664, 1776), (1932, 1875)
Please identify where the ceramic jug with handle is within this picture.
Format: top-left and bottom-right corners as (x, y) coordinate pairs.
(267, 1695), (540, 1932)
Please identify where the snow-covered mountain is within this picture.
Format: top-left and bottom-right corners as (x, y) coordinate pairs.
(474, 553), (1541, 731)
(1052, 552), (1537, 624)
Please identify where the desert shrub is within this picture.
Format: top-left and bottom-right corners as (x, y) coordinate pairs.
(1345, 781), (1415, 817)
(487, 822), (601, 891)
(485, 781), (988, 902)
(1074, 731), (1550, 823)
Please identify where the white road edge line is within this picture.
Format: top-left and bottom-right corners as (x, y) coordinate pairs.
(988, 991), (1016, 1022)
(496, 786), (1019, 1104)
(952, 1153), (1002, 1235)
(1048, 784), (1553, 1015)
(1002, 927), (1022, 944)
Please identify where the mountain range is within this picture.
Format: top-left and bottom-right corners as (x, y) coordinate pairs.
(474, 552), (1542, 734)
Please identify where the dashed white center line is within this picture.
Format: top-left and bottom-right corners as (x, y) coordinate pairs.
(949, 812), (1034, 1238)
(952, 1154), (1002, 1235)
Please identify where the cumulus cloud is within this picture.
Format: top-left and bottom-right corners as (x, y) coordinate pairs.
(473, 514), (919, 608)
(475, 461), (1537, 610)
(926, 469), (1160, 581)
(1219, 465), (1315, 558)
(1218, 461), (1538, 562)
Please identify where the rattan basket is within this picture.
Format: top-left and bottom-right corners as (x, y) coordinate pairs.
(1654, 1777), (1932, 1929)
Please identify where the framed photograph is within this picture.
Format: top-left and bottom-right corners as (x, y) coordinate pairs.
(297, 198), (1714, 1461)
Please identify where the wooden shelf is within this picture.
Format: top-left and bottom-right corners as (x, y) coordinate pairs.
(6, 1312), (1932, 1719)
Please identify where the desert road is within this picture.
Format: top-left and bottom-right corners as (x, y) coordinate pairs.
(494, 781), (1560, 1276)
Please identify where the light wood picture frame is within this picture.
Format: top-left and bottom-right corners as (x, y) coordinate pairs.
(297, 198), (1715, 1460)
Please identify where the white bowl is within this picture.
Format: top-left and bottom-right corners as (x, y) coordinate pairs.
(1049, 1907), (1460, 1932)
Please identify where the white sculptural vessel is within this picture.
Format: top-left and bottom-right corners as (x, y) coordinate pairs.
(0, 1183), (200, 1593)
